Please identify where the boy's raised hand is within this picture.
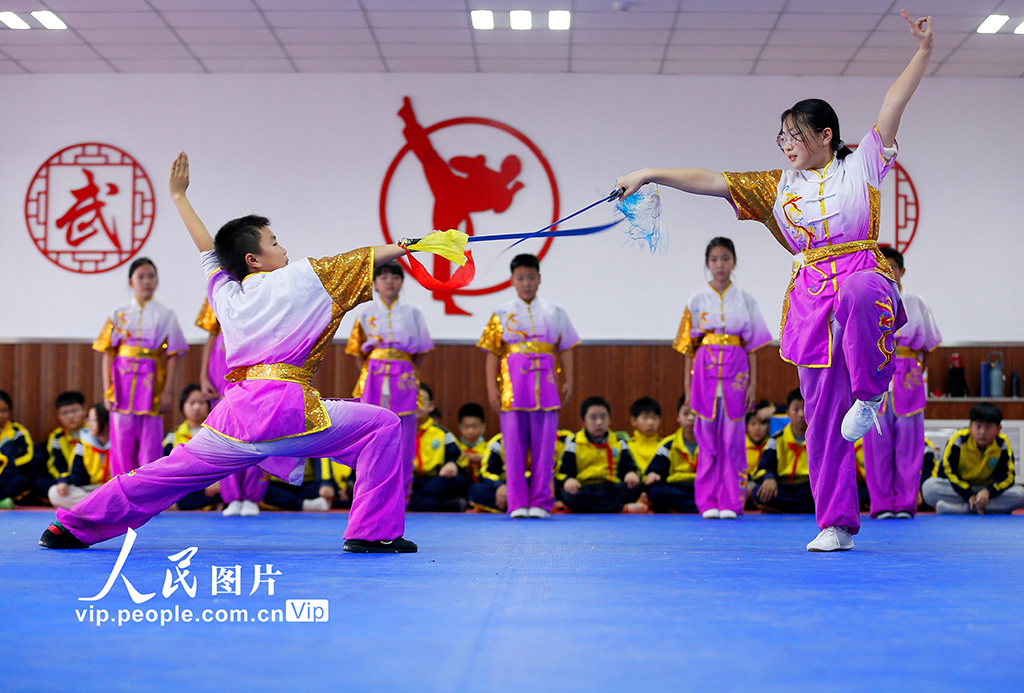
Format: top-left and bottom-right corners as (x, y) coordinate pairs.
(169, 151), (190, 198)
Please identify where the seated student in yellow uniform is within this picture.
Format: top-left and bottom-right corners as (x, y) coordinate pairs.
(917, 438), (937, 510)
(48, 403), (111, 510)
(753, 388), (814, 514)
(468, 429), (573, 513)
(34, 391), (88, 504)
(408, 384), (468, 512)
(455, 402), (488, 482)
(922, 402), (1024, 514)
(645, 395), (700, 513)
(743, 400), (774, 509)
(0, 389), (34, 509)
(163, 384), (223, 511)
(628, 397), (663, 479)
(559, 397), (644, 514)
(262, 458), (336, 512)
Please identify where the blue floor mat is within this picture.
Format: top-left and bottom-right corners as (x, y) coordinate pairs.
(2, 509), (1022, 692)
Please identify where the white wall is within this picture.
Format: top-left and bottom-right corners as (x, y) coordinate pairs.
(1, 73), (1021, 344)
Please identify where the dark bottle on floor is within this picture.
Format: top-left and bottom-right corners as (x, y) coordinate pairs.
(948, 352), (968, 397)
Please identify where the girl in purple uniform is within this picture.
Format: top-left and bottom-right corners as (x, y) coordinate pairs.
(617, 12), (934, 551)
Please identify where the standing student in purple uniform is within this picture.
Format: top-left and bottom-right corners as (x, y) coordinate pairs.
(674, 237), (772, 520)
(346, 260), (433, 494)
(617, 12), (934, 551)
(864, 247), (941, 519)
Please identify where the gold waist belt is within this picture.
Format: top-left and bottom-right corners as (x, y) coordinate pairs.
(700, 334), (743, 347)
(117, 345), (161, 359)
(794, 240), (880, 267)
(507, 341), (556, 356)
(367, 348), (413, 363)
(895, 346), (919, 359)
(225, 363), (314, 386)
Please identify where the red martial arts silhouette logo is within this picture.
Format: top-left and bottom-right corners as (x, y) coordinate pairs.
(380, 97), (560, 315)
(848, 144), (919, 253)
(25, 143), (155, 274)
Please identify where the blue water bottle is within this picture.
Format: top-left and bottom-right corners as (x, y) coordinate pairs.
(980, 361), (991, 397)
(989, 352), (1004, 397)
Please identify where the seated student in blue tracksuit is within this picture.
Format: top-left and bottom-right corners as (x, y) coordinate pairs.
(645, 395), (699, 513)
(559, 396), (645, 514)
(752, 388), (815, 514)
(408, 384), (468, 512)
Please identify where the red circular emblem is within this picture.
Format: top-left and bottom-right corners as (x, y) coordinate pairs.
(25, 143), (155, 274)
(380, 97), (559, 315)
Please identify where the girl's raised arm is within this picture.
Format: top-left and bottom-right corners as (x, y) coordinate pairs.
(875, 11), (934, 148)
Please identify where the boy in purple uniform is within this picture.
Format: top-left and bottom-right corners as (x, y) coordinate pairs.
(40, 152), (415, 553)
(478, 254), (578, 519)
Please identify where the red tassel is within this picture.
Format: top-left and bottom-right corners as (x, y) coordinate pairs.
(403, 248), (475, 290)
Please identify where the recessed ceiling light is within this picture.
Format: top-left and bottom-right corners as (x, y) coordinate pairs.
(0, 12), (31, 30)
(471, 10), (494, 31)
(31, 11), (67, 30)
(548, 10), (571, 31)
(977, 14), (1009, 34)
(1015, 19), (1024, 34)
(510, 10), (532, 31)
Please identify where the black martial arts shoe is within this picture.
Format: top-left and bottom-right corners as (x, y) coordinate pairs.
(342, 537), (418, 553)
(39, 521), (88, 549)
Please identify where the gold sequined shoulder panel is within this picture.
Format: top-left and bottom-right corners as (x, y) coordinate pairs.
(672, 308), (694, 356)
(92, 319), (115, 353)
(310, 247), (374, 313)
(722, 170), (793, 255)
(195, 299), (220, 335)
(345, 320), (367, 357)
(477, 313), (504, 356)
(868, 185), (881, 241)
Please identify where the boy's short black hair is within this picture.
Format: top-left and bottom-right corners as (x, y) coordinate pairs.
(55, 390), (85, 409)
(580, 396), (611, 419)
(90, 402), (109, 433)
(179, 383), (206, 414)
(0, 389), (11, 408)
(786, 388), (804, 407)
(745, 399), (774, 424)
(676, 394), (689, 413)
(215, 215), (269, 281)
(510, 254), (540, 273)
(373, 261), (405, 281)
(969, 402), (1003, 426)
(880, 246), (904, 270)
(458, 403), (485, 422)
(419, 382), (434, 401)
(630, 397), (661, 419)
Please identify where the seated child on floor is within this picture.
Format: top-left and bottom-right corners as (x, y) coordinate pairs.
(0, 389), (34, 509)
(263, 458), (336, 512)
(164, 384), (223, 512)
(456, 403), (488, 482)
(36, 391), (87, 503)
(559, 397), (644, 514)
(753, 388), (815, 514)
(744, 400), (774, 507)
(408, 384), (468, 512)
(468, 428), (573, 513)
(645, 396), (699, 513)
(922, 402), (1023, 515)
(628, 397), (663, 478)
(48, 403), (110, 510)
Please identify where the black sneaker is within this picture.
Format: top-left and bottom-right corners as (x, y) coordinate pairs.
(441, 498), (468, 513)
(343, 537), (418, 553)
(39, 521), (88, 549)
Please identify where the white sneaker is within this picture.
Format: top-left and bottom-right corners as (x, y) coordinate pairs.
(240, 500), (260, 517)
(302, 497), (330, 512)
(876, 511), (895, 520)
(701, 508), (721, 519)
(222, 500), (243, 517)
(527, 507), (550, 519)
(719, 509), (737, 519)
(806, 526), (854, 552)
(935, 499), (969, 515)
(841, 397), (883, 441)
(894, 511), (914, 519)
(510, 507), (529, 518)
